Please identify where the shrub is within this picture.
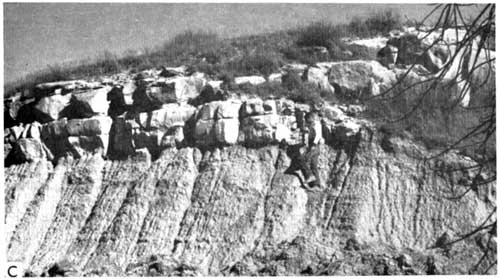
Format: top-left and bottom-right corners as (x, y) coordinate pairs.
(297, 21), (343, 49)
(349, 10), (402, 37)
(201, 49), (221, 64)
(282, 71), (304, 90)
(347, 17), (371, 38)
(37, 64), (71, 83)
(216, 71), (236, 91)
(281, 46), (302, 61)
(286, 82), (325, 105)
(192, 61), (221, 76)
(120, 49), (156, 72)
(88, 51), (121, 75)
(159, 30), (222, 66)
(347, 44), (371, 58)
(166, 30), (219, 54)
(367, 10), (402, 34)
(327, 41), (373, 61)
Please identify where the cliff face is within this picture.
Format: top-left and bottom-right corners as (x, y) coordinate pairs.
(4, 25), (496, 275)
(6, 125), (496, 276)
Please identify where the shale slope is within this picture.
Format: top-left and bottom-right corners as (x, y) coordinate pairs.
(5, 126), (496, 276)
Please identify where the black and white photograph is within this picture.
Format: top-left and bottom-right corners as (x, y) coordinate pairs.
(2, 1), (497, 276)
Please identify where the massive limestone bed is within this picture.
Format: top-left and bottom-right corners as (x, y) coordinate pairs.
(5, 126), (496, 276)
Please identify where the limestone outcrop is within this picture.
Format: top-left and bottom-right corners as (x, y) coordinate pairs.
(33, 93), (73, 122)
(194, 100), (241, 146)
(327, 60), (397, 97)
(304, 66), (335, 95)
(3, 25), (496, 276)
(239, 98), (300, 146)
(40, 116), (112, 159)
(234, 76), (266, 86)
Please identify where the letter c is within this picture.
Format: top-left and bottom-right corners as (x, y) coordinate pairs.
(8, 265), (17, 277)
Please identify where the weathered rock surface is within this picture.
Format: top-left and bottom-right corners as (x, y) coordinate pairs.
(83, 149), (179, 275)
(121, 80), (136, 105)
(109, 109), (190, 159)
(345, 37), (389, 54)
(304, 66), (335, 95)
(33, 93), (73, 122)
(28, 154), (105, 274)
(5, 124), (495, 276)
(6, 138), (52, 164)
(194, 100), (242, 146)
(159, 65), (189, 77)
(7, 158), (70, 270)
(34, 80), (102, 96)
(377, 45), (398, 67)
(234, 75), (266, 86)
(131, 148), (197, 262)
(240, 114), (296, 146)
(282, 63), (308, 77)
(150, 76), (205, 103)
(386, 34), (448, 73)
(40, 116), (113, 158)
(138, 104), (197, 130)
(268, 73), (283, 83)
(328, 60), (397, 97)
(5, 160), (52, 243)
(4, 95), (29, 127)
(171, 147), (277, 275)
(64, 157), (152, 271)
(238, 98), (301, 146)
(71, 86), (112, 116)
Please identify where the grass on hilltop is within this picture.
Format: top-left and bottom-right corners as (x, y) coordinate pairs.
(4, 10), (403, 98)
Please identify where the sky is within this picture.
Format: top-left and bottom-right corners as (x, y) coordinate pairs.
(3, 3), (486, 83)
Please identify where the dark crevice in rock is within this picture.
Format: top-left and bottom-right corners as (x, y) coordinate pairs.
(325, 158), (355, 231)
(412, 165), (426, 247)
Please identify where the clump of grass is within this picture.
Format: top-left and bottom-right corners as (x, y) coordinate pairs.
(348, 10), (402, 37)
(161, 30), (221, 61)
(293, 10), (401, 63)
(296, 21), (342, 49)
(222, 51), (285, 77)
